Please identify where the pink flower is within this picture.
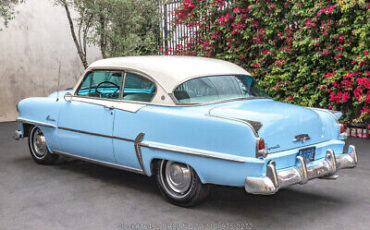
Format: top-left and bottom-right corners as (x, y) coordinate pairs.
(326, 5), (335, 14)
(233, 7), (240, 13)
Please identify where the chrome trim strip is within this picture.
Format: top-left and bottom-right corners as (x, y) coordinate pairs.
(73, 68), (164, 105)
(245, 147), (357, 195)
(17, 118), (56, 128)
(170, 73), (271, 102)
(309, 107), (339, 122)
(58, 127), (248, 163)
(206, 113), (259, 137)
(58, 126), (135, 142)
(54, 150), (144, 174)
(140, 141), (247, 163)
(134, 133), (147, 175)
(71, 97), (146, 113)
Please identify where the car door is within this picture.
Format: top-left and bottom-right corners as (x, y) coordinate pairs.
(112, 72), (157, 168)
(55, 70), (124, 163)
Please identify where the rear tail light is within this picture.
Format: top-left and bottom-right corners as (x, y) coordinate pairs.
(258, 138), (265, 150)
(256, 137), (268, 158)
(340, 124), (345, 134)
(339, 124), (347, 140)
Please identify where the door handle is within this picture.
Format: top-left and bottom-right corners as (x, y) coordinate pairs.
(104, 105), (115, 110)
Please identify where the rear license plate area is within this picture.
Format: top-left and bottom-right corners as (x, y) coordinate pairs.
(298, 147), (316, 162)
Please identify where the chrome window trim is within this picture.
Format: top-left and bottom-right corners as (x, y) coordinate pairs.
(171, 74), (272, 106)
(171, 95), (271, 107)
(122, 71), (157, 103)
(119, 71), (126, 100)
(75, 70), (125, 99)
(54, 150), (144, 174)
(73, 68), (163, 105)
(72, 69), (271, 107)
(69, 96), (146, 113)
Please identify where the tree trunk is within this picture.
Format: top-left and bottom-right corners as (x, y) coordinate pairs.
(99, 14), (107, 58)
(61, 0), (88, 69)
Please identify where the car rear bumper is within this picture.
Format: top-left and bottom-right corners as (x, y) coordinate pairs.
(13, 130), (23, 140)
(245, 145), (357, 195)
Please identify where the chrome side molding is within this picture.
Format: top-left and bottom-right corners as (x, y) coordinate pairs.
(140, 141), (247, 163)
(245, 146), (358, 195)
(134, 133), (147, 175)
(17, 118), (56, 128)
(54, 150), (144, 175)
(206, 113), (261, 137)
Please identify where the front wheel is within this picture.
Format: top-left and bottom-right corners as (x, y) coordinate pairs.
(28, 126), (58, 165)
(154, 160), (210, 207)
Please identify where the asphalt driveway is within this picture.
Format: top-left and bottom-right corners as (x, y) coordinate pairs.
(0, 122), (369, 230)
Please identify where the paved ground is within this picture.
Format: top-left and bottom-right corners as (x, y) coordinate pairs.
(0, 122), (369, 230)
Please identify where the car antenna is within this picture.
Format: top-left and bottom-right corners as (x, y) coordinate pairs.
(56, 60), (61, 102)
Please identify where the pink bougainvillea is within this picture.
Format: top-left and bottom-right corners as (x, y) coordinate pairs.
(172, 0), (369, 123)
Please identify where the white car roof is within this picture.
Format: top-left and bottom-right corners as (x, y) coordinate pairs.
(88, 56), (250, 93)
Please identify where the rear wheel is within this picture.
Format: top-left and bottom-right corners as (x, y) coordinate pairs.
(154, 160), (210, 207)
(28, 126), (58, 165)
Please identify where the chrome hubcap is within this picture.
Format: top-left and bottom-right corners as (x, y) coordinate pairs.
(32, 128), (47, 158)
(164, 161), (192, 194)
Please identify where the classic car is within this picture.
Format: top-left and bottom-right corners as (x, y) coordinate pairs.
(14, 56), (357, 207)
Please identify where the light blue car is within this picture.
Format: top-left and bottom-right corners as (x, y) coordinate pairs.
(14, 56), (357, 206)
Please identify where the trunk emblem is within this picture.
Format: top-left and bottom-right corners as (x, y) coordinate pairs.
(293, 134), (310, 143)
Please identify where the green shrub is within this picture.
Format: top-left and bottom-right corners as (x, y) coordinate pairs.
(173, 0), (369, 123)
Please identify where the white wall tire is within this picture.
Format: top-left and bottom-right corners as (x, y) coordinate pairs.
(154, 160), (209, 207)
(28, 126), (58, 165)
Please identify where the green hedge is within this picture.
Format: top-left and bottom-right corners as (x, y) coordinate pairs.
(173, 0), (369, 124)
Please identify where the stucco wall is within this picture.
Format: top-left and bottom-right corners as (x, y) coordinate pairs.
(0, 0), (101, 122)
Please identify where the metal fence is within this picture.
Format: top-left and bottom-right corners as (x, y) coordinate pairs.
(159, 0), (199, 54)
(158, 0), (233, 54)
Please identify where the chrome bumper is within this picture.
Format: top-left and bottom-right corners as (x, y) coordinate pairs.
(245, 145), (357, 195)
(12, 130), (23, 140)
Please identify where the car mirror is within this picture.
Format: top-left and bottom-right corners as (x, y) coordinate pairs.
(64, 92), (73, 102)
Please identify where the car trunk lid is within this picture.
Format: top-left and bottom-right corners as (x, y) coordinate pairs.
(208, 99), (329, 153)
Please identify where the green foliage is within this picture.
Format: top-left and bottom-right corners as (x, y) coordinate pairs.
(174, 0), (369, 123)
(62, 0), (160, 58)
(0, 0), (25, 30)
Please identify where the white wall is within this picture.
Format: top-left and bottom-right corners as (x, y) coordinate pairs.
(0, 0), (101, 122)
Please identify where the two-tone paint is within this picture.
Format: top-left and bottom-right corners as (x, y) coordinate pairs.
(14, 56), (357, 194)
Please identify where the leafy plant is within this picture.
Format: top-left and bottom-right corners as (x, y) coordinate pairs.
(0, 0), (25, 30)
(55, 0), (160, 68)
(173, 0), (369, 123)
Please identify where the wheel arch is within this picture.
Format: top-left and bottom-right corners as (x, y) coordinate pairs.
(148, 157), (207, 184)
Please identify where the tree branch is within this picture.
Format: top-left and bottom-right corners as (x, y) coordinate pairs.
(60, 0), (88, 68)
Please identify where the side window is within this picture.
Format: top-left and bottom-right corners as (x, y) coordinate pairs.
(77, 71), (123, 99)
(123, 73), (156, 102)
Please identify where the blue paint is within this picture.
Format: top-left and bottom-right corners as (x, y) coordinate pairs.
(17, 93), (346, 187)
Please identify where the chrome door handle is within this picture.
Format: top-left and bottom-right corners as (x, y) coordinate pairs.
(104, 105), (115, 110)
